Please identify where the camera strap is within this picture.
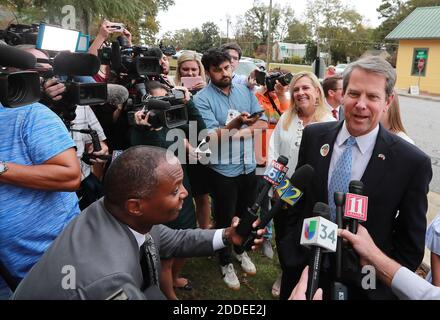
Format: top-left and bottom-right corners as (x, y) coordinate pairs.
(265, 92), (282, 116)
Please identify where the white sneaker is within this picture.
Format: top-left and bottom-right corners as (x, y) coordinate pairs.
(235, 252), (257, 275)
(272, 274), (282, 298)
(261, 238), (274, 259)
(220, 263), (240, 290)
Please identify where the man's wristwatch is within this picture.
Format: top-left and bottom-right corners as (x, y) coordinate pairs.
(0, 161), (9, 175)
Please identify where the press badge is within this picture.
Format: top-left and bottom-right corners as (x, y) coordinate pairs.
(225, 109), (240, 126)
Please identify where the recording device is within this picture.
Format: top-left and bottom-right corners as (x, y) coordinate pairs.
(0, 44), (40, 107)
(0, 24), (39, 46)
(331, 192), (348, 300)
(255, 70), (293, 92)
(344, 180), (368, 234)
(39, 51), (107, 125)
(235, 156), (289, 239)
(69, 126), (109, 164)
(98, 41), (163, 78)
(240, 164), (314, 250)
(300, 202), (337, 300)
(127, 83), (188, 129)
(249, 110), (265, 119)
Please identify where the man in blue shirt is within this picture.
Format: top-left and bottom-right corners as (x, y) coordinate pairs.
(194, 49), (267, 290)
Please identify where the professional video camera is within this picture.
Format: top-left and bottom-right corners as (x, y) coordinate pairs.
(127, 83), (188, 129)
(36, 51), (107, 126)
(0, 23), (39, 46)
(0, 44), (41, 108)
(98, 40), (163, 79)
(255, 70), (294, 92)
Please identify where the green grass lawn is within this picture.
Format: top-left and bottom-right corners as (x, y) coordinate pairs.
(176, 242), (282, 300)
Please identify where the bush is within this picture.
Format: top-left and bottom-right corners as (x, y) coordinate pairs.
(283, 55), (303, 65)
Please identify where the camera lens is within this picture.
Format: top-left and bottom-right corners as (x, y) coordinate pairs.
(8, 75), (28, 105)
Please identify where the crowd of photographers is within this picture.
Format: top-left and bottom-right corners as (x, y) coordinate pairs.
(0, 20), (291, 300)
(1, 20), (439, 301)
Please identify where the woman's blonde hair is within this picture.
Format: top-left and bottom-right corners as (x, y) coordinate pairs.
(387, 93), (407, 134)
(175, 52), (206, 85)
(283, 71), (329, 131)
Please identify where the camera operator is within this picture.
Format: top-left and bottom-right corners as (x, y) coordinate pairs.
(130, 81), (206, 300)
(42, 76), (109, 209)
(23, 45), (110, 208)
(89, 20), (132, 83)
(0, 45), (81, 299)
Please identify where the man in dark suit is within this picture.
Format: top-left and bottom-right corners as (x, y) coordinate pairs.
(278, 56), (432, 300)
(13, 146), (265, 300)
(322, 74), (344, 121)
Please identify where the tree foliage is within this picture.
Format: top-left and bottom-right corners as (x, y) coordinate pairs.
(303, 0), (375, 64)
(0, 0), (174, 44)
(159, 21), (220, 53)
(374, 0), (440, 42)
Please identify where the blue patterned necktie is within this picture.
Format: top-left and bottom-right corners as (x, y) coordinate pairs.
(328, 136), (357, 222)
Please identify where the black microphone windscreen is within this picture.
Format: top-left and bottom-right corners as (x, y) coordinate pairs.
(277, 155), (289, 166)
(0, 44), (36, 69)
(53, 52), (100, 76)
(106, 84), (129, 105)
(313, 202), (330, 220)
(349, 180), (364, 195)
(290, 164), (314, 191)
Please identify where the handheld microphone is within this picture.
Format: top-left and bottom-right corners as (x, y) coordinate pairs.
(106, 84), (129, 106)
(0, 44), (36, 69)
(344, 180), (368, 234)
(240, 164), (314, 250)
(235, 156), (288, 238)
(300, 202), (337, 300)
(331, 192), (348, 300)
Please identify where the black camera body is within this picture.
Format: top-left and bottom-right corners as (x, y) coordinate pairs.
(98, 42), (163, 79)
(0, 70), (41, 108)
(0, 43), (41, 108)
(255, 71), (294, 92)
(127, 88), (188, 129)
(0, 24), (39, 46)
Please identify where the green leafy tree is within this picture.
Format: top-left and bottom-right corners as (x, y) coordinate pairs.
(374, 0), (440, 42)
(0, 0), (174, 44)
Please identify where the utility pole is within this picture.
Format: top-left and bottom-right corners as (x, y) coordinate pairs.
(266, 0), (272, 68)
(226, 15), (231, 43)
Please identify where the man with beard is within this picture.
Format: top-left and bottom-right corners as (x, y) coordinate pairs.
(193, 49), (267, 290)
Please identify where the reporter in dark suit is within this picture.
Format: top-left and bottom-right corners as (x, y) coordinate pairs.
(278, 56), (432, 300)
(13, 146), (264, 300)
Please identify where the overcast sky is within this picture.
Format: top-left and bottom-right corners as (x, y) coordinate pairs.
(157, 0), (384, 38)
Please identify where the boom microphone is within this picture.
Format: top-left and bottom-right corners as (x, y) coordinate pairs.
(53, 52), (100, 76)
(0, 44), (36, 69)
(106, 84), (129, 106)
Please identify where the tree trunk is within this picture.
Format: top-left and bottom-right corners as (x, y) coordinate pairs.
(79, 8), (90, 34)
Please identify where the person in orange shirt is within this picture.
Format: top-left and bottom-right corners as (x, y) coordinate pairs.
(253, 73), (290, 264)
